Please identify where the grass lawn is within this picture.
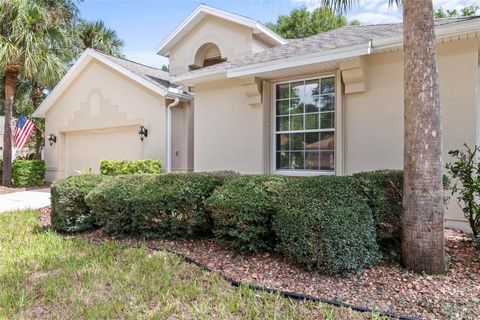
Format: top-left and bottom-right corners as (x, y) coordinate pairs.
(0, 210), (387, 320)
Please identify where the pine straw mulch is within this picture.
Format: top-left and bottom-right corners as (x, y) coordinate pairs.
(0, 184), (50, 195)
(39, 206), (480, 320)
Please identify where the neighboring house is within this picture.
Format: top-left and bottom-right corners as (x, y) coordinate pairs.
(34, 4), (480, 231)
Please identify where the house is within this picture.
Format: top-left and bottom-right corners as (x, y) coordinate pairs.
(33, 5), (480, 231)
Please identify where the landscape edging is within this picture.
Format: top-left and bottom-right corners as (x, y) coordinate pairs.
(149, 245), (422, 320)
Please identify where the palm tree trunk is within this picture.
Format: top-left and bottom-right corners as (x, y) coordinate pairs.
(31, 81), (43, 160)
(402, 0), (445, 274)
(2, 72), (17, 186)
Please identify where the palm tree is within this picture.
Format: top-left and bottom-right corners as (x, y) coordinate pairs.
(76, 20), (125, 57)
(0, 0), (67, 185)
(401, 0), (445, 275)
(322, 0), (445, 274)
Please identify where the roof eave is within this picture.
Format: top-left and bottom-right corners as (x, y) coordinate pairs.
(227, 41), (373, 78)
(171, 69), (228, 86)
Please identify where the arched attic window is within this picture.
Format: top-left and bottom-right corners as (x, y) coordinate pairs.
(189, 43), (226, 70)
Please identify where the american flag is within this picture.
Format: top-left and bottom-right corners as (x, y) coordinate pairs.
(14, 114), (35, 149)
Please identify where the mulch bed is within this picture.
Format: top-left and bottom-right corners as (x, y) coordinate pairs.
(0, 184), (50, 195)
(39, 206), (480, 320)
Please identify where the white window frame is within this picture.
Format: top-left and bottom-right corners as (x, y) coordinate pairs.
(270, 74), (339, 176)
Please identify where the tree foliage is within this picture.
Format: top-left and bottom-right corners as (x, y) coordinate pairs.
(76, 20), (125, 57)
(267, 7), (359, 39)
(434, 5), (479, 19)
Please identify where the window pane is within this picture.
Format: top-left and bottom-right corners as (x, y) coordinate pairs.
(276, 100), (289, 115)
(276, 134), (289, 151)
(276, 152), (290, 169)
(274, 77), (335, 172)
(320, 132), (335, 150)
(290, 133), (304, 151)
(305, 132), (320, 150)
(277, 116), (289, 131)
(319, 95), (334, 112)
(290, 114), (304, 131)
(321, 77), (335, 94)
(276, 83), (289, 99)
(320, 112), (334, 129)
(305, 152), (320, 170)
(291, 152), (304, 169)
(320, 151), (335, 171)
(305, 113), (319, 130)
(290, 98), (304, 114)
(305, 79), (320, 97)
(305, 95), (320, 113)
(290, 81), (304, 99)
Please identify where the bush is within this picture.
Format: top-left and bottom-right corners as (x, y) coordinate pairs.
(11, 160), (46, 186)
(206, 175), (286, 252)
(446, 145), (480, 239)
(354, 171), (403, 239)
(51, 174), (105, 232)
(354, 170), (403, 260)
(86, 172), (236, 238)
(100, 159), (162, 175)
(274, 176), (380, 275)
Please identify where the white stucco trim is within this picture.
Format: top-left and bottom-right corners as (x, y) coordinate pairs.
(155, 4), (287, 57)
(33, 49), (183, 118)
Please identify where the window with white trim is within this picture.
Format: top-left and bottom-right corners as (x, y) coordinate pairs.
(275, 76), (335, 172)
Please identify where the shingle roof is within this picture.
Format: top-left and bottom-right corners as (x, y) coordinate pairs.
(180, 16), (480, 78)
(95, 51), (183, 90)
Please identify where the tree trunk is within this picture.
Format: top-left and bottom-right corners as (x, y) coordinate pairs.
(402, 0), (445, 274)
(32, 81), (43, 160)
(2, 72), (17, 186)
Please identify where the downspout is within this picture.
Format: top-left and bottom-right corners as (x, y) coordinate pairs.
(167, 97), (180, 173)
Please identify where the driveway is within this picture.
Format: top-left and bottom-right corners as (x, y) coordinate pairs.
(0, 188), (51, 213)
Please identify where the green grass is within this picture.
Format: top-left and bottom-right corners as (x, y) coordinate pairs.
(0, 210), (387, 319)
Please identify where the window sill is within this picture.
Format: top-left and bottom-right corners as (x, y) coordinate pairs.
(273, 170), (335, 177)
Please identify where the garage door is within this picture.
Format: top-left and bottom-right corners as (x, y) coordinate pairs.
(64, 126), (142, 176)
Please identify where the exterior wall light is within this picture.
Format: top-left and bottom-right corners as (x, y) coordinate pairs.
(48, 134), (57, 146)
(138, 125), (148, 141)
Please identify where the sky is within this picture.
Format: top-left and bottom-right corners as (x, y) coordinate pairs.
(77, 0), (478, 68)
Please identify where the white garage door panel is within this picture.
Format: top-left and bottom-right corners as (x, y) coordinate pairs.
(65, 126), (142, 176)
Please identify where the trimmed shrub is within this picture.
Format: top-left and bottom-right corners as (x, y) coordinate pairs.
(274, 176), (380, 275)
(51, 174), (105, 232)
(12, 160), (46, 187)
(206, 175), (286, 252)
(100, 159), (162, 175)
(86, 172), (236, 238)
(354, 170), (403, 253)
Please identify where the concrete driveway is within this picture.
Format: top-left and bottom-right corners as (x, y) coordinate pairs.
(0, 188), (51, 213)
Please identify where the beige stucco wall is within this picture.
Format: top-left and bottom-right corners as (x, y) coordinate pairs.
(194, 78), (264, 173)
(192, 38), (478, 231)
(343, 38), (479, 230)
(168, 15), (272, 76)
(44, 60), (169, 181)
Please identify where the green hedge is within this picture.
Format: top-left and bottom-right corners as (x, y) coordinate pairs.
(206, 175), (286, 252)
(11, 160), (46, 187)
(86, 172), (235, 238)
(100, 159), (162, 175)
(274, 176), (380, 275)
(354, 170), (403, 257)
(51, 174), (105, 232)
